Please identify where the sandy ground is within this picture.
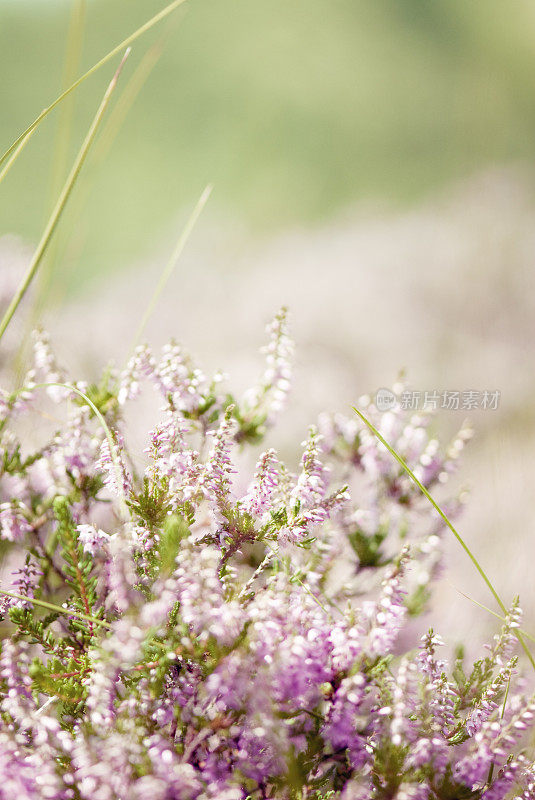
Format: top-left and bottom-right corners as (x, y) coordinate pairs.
(2, 166), (535, 651)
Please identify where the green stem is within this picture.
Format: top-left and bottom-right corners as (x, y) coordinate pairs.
(35, 0), (88, 310)
(449, 582), (535, 643)
(47, 0), (88, 208)
(31, 382), (130, 521)
(0, 51), (130, 344)
(0, 128), (36, 187)
(352, 405), (535, 672)
(127, 184), (213, 358)
(48, 19), (181, 314)
(0, 589), (110, 628)
(0, 0), (187, 170)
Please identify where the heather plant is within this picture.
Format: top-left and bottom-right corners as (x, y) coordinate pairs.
(1, 3), (535, 798)
(0, 310), (533, 800)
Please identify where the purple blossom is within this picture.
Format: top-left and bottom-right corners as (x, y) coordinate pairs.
(0, 502), (31, 541)
(240, 306), (293, 428)
(240, 448), (280, 521)
(77, 524), (112, 556)
(9, 557), (42, 609)
(0, 317), (532, 799)
(201, 406), (237, 520)
(97, 434), (132, 499)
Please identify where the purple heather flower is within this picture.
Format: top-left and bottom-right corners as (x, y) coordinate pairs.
(0, 502), (31, 542)
(9, 557), (42, 609)
(240, 307), (293, 427)
(77, 524), (112, 556)
(32, 329), (69, 403)
(322, 673), (369, 769)
(240, 448), (280, 522)
(202, 406), (237, 520)
(0, 317), (533, 800)
(97, 434), (132, 499)
(118, 344), (157, 405)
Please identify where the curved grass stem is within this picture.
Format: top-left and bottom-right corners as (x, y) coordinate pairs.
(0, 50), (129, 344)
(352, 405), (535, 672)
(34, 15), (181, 318)
(448, 581), (535, 644)
(0, 589), (110, 628)
(127, 184), (213, 358)
(0, 127), (36, 187)
(31, 382), (130, 522)
(0, 0), (187, 170)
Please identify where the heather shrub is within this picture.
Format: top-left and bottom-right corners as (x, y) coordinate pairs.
(0, 310), (533, 800)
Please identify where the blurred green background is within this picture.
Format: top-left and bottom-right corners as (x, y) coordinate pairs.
(2, 0), (535, 297)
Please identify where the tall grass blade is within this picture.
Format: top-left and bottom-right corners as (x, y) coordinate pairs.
(0, 128), (36, 187)
(0, 0), (187, 171)
(39, 22), (178, 315)
(0, 51), (130, 344)
(36, 0), (88, 305)
(97, 22), (177, 165)
(128, 184), (213, 355)
(352, 404), (535, 671)
(31, 382), (130, 522)
(47, 0), (88, 206)
(448, 581), (535, 643)
(0, 589), (111, 628)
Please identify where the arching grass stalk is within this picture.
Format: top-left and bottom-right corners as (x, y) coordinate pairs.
(36, 0), (88, 307)
(46, 0), (88, 209)
(448, 582), (535, 644)
(352, 405), (535, 672)
(0, 50), (130, 344)
(127, 184), (213, 358)
(96, 19), (179, 166)
(39, 20), (179, 316)
(0, 589), (111, 628)
(0, 0), (187, 171)
(4, 381), (130, 523)
(31, 382), (130, 522)
(0, 128), (36, 187)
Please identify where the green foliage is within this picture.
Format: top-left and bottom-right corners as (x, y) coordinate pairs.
(29, 655), (89, 713)
(348, 525), (389, 569)
(158, 513), (190, 576)
(53, 495), (100, 641)
(232, 404), (268, 444)
(1, 442), (45, 476)
(128, 477), (173, 531)
(405, 583), (431, 618)
(77, 371), (119, 419)
(9, 607), (66, 656)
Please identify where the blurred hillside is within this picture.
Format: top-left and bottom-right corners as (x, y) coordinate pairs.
(2, 0), (535, 296)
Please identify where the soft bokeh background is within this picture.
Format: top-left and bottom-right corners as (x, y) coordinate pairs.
(1, 0), (535, 646)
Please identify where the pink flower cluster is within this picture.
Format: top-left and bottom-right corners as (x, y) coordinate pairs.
(0, 310), (532, 800)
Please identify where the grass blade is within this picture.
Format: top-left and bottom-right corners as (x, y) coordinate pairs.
(47, 0), (88, 207)
(97, 21), (178, 166)
(0, 127), (36, 187)
(127, 184), (213, 356)
(30, 0), (88, 332)
(352, 404), (535, 671)
(0, 51), (130, 344)
(0, 0), (187, 171)
(0, 589), (111, 628)
(448, 582), (535, 644)
(36, 21), (178, 317)
(29, 382), (130, 522)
